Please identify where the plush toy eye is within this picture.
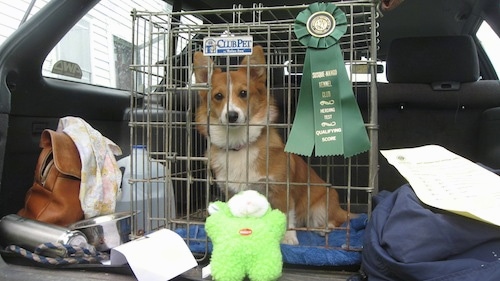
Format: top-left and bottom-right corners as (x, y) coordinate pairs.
(207, 203), (220, 215)
(214, 93), (223, 101)
(239, 90), (247, 98)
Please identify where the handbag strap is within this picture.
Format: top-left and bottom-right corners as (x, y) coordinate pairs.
(40, 153), (54, 186)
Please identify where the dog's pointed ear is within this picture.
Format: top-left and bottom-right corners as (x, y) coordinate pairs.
(241, 45), (266, 82)
(193, 52), (221, 83)
(193, 52), (211, 83)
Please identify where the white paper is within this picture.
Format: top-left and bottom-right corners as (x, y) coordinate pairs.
(110, 229), (198, 281)
(202, 263), (212, 279)
(381, 145), (500, 226)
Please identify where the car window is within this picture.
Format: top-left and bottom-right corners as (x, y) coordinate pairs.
(476, 21), (500, 76)
(0, 0), (172, 90)
(1, 1), (387, 88)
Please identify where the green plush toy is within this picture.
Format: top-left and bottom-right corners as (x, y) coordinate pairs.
(205, 190), (286, 281)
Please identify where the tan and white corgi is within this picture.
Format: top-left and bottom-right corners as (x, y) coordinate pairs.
(193, 45), (349, 245)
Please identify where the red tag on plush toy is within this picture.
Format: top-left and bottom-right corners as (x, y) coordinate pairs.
(239, 228), (252, 236)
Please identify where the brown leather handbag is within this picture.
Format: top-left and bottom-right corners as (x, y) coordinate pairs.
(17, 129), (84, 226)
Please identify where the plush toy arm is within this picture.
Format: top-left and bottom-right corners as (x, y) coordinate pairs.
(266, 209), (287, 240)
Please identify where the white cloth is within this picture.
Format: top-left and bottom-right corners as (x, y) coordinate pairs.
(57, 116), (122, 218)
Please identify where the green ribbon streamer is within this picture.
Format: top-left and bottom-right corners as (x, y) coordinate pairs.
(285, 2), (370, 157)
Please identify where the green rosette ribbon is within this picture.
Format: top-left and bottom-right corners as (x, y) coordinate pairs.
(284, 2), (371, 157)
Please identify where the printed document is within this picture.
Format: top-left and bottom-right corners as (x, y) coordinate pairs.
(381, 145), (500, 226)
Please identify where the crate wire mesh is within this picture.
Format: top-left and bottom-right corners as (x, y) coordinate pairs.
(128, 1), (379, 262)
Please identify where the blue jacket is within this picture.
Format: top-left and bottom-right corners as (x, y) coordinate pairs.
(362, 184), (500, 281)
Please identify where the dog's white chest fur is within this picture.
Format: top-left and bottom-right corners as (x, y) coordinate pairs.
(211, 146), (264, 193)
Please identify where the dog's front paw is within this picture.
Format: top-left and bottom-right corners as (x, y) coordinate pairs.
(282, 230), (299, 245)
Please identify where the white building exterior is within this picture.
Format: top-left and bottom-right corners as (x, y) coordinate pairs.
(0, 0), (172, 90)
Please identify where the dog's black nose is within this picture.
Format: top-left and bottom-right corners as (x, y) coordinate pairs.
(227, 111), (239, 123)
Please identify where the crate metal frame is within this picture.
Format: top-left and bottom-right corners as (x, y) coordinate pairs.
(129, 0), (379, 262)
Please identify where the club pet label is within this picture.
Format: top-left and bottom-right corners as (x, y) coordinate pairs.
(203, 35), (253, 56)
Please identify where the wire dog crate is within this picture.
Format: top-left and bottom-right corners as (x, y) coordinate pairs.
(128, 0), (379, 265)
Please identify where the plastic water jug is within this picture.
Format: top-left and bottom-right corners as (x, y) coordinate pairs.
(116, 145), (175, 235)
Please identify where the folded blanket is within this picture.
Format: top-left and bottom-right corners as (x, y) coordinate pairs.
(175, 213), (367, 266)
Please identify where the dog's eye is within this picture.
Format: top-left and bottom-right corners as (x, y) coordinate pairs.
(239, 90), (248, 98)
(214, 93), (223, 101)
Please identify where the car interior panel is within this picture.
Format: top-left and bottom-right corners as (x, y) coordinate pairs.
(0, 0), (499, 280)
